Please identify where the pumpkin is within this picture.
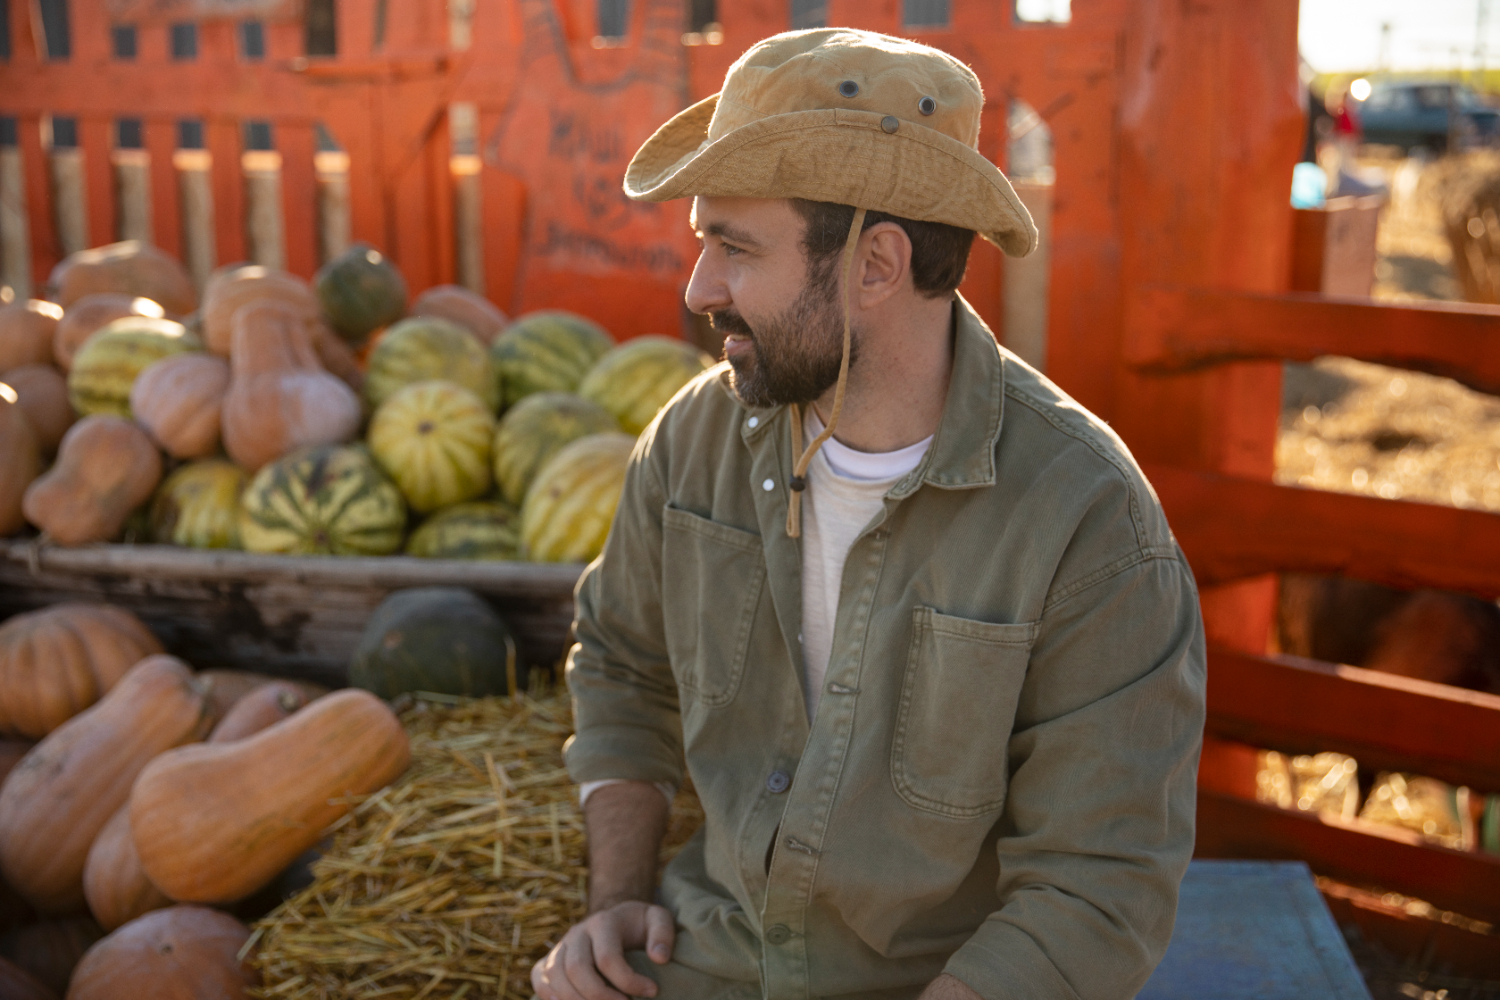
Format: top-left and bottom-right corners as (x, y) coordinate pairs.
(82, 806), (171, 932)
(519, 432), (635, 562)
(350, 587), (517, 699)
(149, 460), (246, 549)
(1, 364), (74, 454)
(492, 391), (619, 506)
(48, 241), (196, 315)
(0, 655), (212, 913)
(0, 385), (41, 537)
(220, 301), (362, 471)
(64, 906), (257, 1000)
(22, 416), (163, 546)
(314, 243), (408, 345)
(238, 444), (408, 556)
(196, 670), (328, 723)
(201, 266), (318, 356)
(411, 284), (508, 344)
(0, 956), (55, 1000)
(312, 324), (365, 393)
(363, 317), (498, 411)
(0, 918), (103, 996)
(368, 380), (495, 513)
(129, 353), (230, 459)
(67, 316), (201, 418)
(0, 300), (63, 372)
(490, 310), (615, 410)
(404, 500), (520, 560)
(0, 602), (164, 739)
(132, 689), (410, 903)
(0, 740), (32, 785)
(207, 681), (306, 743)
(52, 294), (165, 372)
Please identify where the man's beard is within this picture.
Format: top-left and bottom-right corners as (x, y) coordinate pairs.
(713, 265), (854, 409)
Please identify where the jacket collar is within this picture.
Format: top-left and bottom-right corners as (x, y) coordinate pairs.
(734, 291), (1006, 495)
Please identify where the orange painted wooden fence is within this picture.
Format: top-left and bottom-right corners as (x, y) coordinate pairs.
(5, 0), (1500, 963)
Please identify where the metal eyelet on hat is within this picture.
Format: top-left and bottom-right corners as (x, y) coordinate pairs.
(881, 115), (900, 134)
(918, 96), (937, 115)
(838, 80), (859, 98)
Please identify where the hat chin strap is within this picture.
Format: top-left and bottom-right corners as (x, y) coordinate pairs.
(786, 206), (867, 539)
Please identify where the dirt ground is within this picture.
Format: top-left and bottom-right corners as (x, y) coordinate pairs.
(1277, 154), (1500, 510)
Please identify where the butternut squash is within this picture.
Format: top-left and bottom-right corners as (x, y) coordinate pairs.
(132, 689), (409, 903)
(21, 416), (163, 545)
(0, 363), (74, 454)
(53, 294), (163, 372)
(0, 656), (212, 913)
(220, 301), (362, 471)
(82, 805), (172, 932)
(129, 353), (230, 459)
(0, 300), (63, 372)
(207, 681), (306, 742)
(0, 385), (41, 537)
(64, 906), (257, 1000)
(201, 266), (319, 356)
(0, 603), (164, 739)
(197, 669), (328, 722)
(48, 242), (196, 316)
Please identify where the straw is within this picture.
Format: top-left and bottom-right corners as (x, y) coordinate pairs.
(248, 683), (704, 1000)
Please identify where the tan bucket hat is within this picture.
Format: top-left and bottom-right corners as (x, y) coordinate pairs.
(623, 28), (1038, 257)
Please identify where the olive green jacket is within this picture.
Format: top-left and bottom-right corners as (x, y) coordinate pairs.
(564, 296), (1206, 1000)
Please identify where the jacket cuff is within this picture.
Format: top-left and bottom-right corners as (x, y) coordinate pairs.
(944, 919), (1082, 1000)
(563, 725), (684, 788)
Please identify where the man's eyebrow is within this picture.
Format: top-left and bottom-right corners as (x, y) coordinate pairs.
(700, 221), (764, 248)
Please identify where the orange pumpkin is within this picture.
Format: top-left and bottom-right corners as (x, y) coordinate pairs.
(0, 918), (103, 996)
(0, 385), (41, 537)
(207, 681), (307, 743)
(129, 353), (230, 459)
(411, 284), (509, 345)
(220, 301), (361, 471)
(0, 602), (163, 739)
(197, 669), (328, 723)
(82, 805), (172, 932)
(0, 956), (56, 1000)
(201, 266), (319, 356)
(0, 300), (63, 372)
(0, 364), (74, 454)
(53, 294), (164, 372)
(0, 656), (212, 913)
(64, 906), (257, 1000)
(22, 416), (163, 545)
(133, 689), (410, 903)
(48, 242), (196, 316)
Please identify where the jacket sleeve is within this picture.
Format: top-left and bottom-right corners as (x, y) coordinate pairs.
(562, 431), (685, 789)
(943, 549), (1206, 1000)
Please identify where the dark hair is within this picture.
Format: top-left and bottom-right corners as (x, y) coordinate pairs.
(789, 199), (976, 298)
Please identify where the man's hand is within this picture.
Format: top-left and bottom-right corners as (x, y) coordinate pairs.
(530, 900), (674, 1000)
(918, 973), (985, 1000)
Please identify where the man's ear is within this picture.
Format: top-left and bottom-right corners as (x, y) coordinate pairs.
(856, 221), (912, 309)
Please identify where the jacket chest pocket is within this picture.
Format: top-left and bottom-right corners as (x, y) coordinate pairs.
(661, 506), (766, 707)
(891, 607), (1039, 819)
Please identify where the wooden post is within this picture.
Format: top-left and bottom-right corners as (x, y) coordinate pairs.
(143, 120), (182, 259)
(0, 147), (33, 299)
(1004, 180), (1053, 371)
(113, 149), (154, 244)
(49, 147), (89, 258)
(243, 150), (285, 271)
(79, 117), (116, 249)
(277, 121), (319, 278)
(175, 149), (216, 291)
(453, 154), (483, 294)
(315, 151), (351, 265)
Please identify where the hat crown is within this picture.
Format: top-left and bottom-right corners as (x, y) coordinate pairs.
(710, 29), (984, 149)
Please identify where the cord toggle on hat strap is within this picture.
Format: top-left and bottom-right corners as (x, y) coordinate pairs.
(787, 206), (866, 538)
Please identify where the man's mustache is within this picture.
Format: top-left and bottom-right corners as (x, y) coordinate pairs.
(709, 310), (753, 337)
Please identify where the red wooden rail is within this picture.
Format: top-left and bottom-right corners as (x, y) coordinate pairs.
(1125, 285), (1500, 397)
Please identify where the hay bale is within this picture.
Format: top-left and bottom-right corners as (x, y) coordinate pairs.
(1436, 151), (1500, 303)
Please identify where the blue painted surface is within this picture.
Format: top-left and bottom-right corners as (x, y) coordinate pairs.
(1138, 860), (1373, 1000)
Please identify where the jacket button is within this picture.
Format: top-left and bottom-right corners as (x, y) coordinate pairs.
(766, 770), (790, 794)
(765, 924), (792, 945)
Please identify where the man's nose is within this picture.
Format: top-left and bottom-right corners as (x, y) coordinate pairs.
(684, 252), (730, 316)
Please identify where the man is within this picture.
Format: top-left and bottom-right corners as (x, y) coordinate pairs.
(534, 28), (1206, 1000)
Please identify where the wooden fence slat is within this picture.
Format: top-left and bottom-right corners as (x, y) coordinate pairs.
(79, 117), (116, 247)
(1195, 790), (1500, 925)
(277, 120), (318, 277)
(205, 117), (244, 266)
(144, 117), (183, 259)
(1150, 464), (1500, 598)
(17, 114), (58, 288)
(1125, 285), (1500, 397)
(1205, 646), (1500, 792)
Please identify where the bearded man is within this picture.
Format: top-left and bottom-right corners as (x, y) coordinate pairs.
(533, 28), (1206, 1000)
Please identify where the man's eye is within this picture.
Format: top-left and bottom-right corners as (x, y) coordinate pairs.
(722, 243), (743, 257)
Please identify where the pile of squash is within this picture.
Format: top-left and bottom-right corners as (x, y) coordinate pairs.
(0, 601), (411, 998)
(0, 239), (714, 563)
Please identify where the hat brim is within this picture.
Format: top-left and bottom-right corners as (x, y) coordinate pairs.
(624, 94), (1038, 258)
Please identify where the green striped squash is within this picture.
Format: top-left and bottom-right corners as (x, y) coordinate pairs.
(489, 311), (614, 411)
(405, 501), (520, 560)
(314, 243), (408, 345)
(149, 459), (246, 549)
(239, 444), (407, 556)
(368, 380), (495, 514)
(492, 392), (619, 506)
(519, 432), (634, 563)
(577, 335), (713, 435)
(364, 317), (498, 412)
(68, 317), (201, 418)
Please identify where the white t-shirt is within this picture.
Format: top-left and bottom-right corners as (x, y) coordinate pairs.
(580, 410), (931, 805)
(798, 410), (931, 718)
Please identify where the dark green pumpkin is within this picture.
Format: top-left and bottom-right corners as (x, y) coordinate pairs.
(314, 244), (408, 346)
(349, 587), (516, 698)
